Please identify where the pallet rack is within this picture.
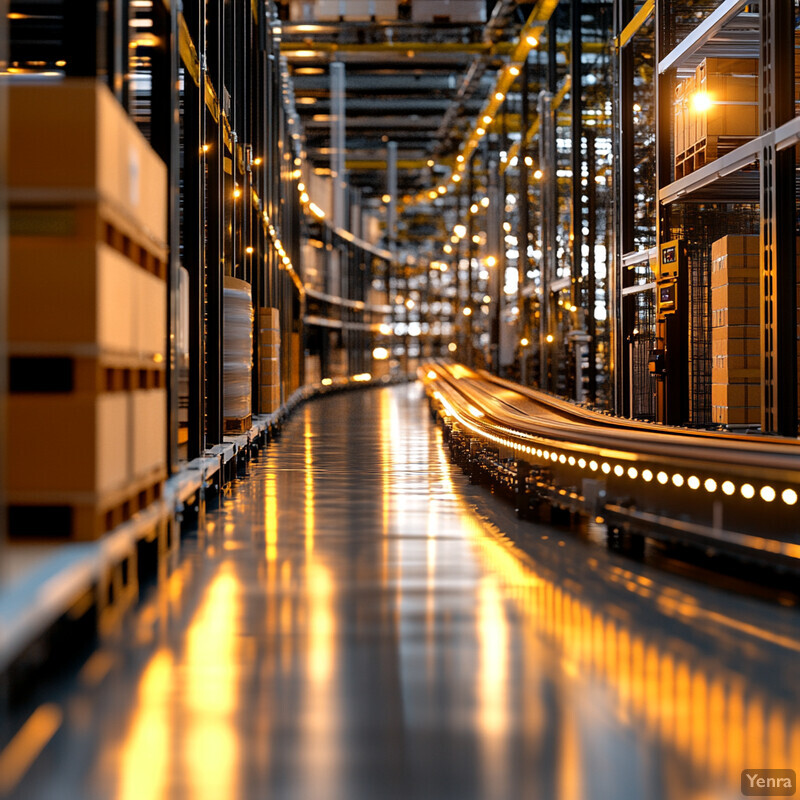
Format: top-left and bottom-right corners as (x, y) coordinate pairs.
(615, 0), (798, 434)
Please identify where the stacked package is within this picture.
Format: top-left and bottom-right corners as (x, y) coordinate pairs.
(710, 235), (760, 425)
(674, 58), (758, 178)
(259, 308), (282, 413)
(6, 79), (167, 539)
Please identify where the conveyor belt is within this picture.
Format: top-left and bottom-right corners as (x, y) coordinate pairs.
(422, 362), (800, 569)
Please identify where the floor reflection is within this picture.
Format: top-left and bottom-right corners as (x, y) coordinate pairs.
(3, 383), (800, 800)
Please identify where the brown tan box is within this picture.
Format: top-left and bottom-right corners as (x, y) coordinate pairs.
(259, 329), (281, 347)
(675, 81), (687, 156)
(711, 269), (758, 289)
(290, 332), (301, 392)
(712, 334), (760, 358)
(260, 385), (282, 413)
(130, 388), (167, 480)
(712, 405), (760, 425)
(712, 307), (761, 327)
(711, 324), (759, 341)
(9, 79), (167, 246)
(711, 234), (759, 261)
(260, 357), (280, 383)
(695, 59), (759, 141)
(259, 307), (280, 330)
(682, 75), (696, 149)
(711, 383), (761, 408)
(712, 353), (760, 372)
(711, 367), (760, 384)
(711, 283), (760, 307)
(9, 239), (166, 360)
(7, 392), (129, 497)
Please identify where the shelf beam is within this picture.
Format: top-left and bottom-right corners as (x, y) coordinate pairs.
(657, 0), (750, 74)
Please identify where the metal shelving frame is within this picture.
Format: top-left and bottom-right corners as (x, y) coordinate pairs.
(615, 0), (798, 434)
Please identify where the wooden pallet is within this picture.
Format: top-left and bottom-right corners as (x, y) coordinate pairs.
(674, 135), (754, 179)
(8, 469), (166, 542)
(224, 413), (252, 434)
(9, 354), (165, 394)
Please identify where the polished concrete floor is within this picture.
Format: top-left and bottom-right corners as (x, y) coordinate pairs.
(4, 382), (800, 800)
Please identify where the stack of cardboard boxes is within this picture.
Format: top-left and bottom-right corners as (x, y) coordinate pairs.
(6, 79), (167, 540)
(259, 308), (282, 413)
(710, 235), (760, 425)
(674, 58), (758, 178)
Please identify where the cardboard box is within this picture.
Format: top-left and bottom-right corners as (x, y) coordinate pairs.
(260, 357), (280, 385)
(259, 307), (280, 331)
(9, 79), (167, 247)
(260, 342), (280, 360)
(711, 234), (759, 261)
(711, 336), (760, 354)
(712, 306), (761, 327)
(290, 332), (301, 392)
(674, 81), (686, 156)
(710, 283), (759, 307)
(259, 329), (281, 347)
(712, 405), (760, 425)
(712, 353), (760, 372)
(695, 58), (759, 141)
(7, 392), (129, 497)
(711, 383), (761, 408)
(9, 239), (167, 359)
(130, 389), (167, 479)
(260, 385), (281, 413)
(136, 270), (168, 360)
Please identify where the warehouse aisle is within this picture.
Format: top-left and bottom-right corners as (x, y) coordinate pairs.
(4, 383), (800, 800)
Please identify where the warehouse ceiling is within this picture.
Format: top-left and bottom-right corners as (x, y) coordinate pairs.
(278, 0), (533, 197)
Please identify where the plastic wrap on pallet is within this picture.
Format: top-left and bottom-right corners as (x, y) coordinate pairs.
(223, 277), (254, 420)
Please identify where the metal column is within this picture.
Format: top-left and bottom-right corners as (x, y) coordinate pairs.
(586, 129), (598, 403)
(759, 0), (797, 435)
(517, 58), (531, 377)
(570, 0), (583, 318)
(539, 89), (556, 392)
(330, 61), (346, 298)
(387, 141), (398, 253)
(614, 0), (636, 416)
(151, 0), (181, 472)
(488, 149), (502, 374)
(182, 0), (204, 460)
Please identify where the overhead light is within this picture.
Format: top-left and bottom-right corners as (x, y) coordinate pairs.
(454, 224), (467, 239)
(480, 197), (490, 207)
(292, 50), (319, 58)
(381, 193), (391, 203)
(476, 127), (486, 136)
(509, 66), (520, 77)
(692, 92), (712, 112)
(308, 202), (326, 218)
(526, 35), (538, 47)
(495, 91), (505, 101)
(483, 115), (492, 125)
